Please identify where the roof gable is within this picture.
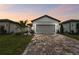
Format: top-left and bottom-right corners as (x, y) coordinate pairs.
(32, 15), (60, 22)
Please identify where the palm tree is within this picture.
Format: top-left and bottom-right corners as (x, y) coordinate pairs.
(19, 20), (27, 33)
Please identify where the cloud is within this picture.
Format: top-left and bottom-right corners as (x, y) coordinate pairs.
(47, 4), (79, 21)
(0, 10), (39, 23)
(0, 4), (79, 22)
(47, 5), (75, 16)
(0, 4), (13, 11)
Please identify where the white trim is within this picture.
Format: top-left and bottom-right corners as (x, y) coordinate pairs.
(34, 24), (36, 34)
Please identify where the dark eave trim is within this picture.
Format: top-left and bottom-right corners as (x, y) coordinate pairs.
(0, 19), (20, 26)
(32, 15), (60, 22)
(60, 19), (79, 24)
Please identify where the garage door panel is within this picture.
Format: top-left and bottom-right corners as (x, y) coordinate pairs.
(36, 24), (55, 34)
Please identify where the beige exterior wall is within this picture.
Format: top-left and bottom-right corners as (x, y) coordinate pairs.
(62, 22), (79, 33)
(0, 22), (22, 33)
(9, 23), (21, 33)
(63, 23), (70, 33)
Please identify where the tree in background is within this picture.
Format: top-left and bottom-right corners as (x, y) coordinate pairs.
(76, 23), (79, 34)
(19, 20), (27, 33)
(60, 24), (64, 33)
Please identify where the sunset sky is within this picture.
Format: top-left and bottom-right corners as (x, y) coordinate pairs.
(0, 4), (79, 23)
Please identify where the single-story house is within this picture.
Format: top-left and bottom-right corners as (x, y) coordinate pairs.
(32, 15), (60, 34)
(0, 19), (22, 34)
(60, 19), (79, 34)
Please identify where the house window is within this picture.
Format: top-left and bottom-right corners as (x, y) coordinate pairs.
(6, 24), (8, 26)
(0, 25), (6, 34)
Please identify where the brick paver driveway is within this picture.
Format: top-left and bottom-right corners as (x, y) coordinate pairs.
(23, 34), (79, 55)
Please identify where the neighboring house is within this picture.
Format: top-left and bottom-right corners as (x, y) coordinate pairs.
(0, 19), (21, 34)
(60, 19), (79, 34)
(32, 15), (60, 34)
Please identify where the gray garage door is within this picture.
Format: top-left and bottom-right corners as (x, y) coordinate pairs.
(36, 24), (55, 34)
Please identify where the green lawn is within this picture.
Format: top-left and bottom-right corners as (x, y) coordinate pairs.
(0, 34), (33, 55)
(62, 33), (79, 40)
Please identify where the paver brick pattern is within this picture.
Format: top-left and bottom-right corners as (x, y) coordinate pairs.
(23, 34), (79, 55)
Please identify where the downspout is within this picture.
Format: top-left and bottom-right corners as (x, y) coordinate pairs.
(70, 22), (72, 33)
(8, 22), (10, 33)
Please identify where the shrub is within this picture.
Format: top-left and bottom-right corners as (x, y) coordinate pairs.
(71, 30), (74, 34)
(0, 26), (7, 34)
(60, 24), (64, 33)
(30, 30), (34, 35)
(57, 30), (60, 33)
(15, 32), (23, 35)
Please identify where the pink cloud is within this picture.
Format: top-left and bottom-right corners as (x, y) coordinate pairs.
(54, 15), (79, 22)
(0, 11), (39, 23)
(0, 4), (79, 23)
(47, 5), (75, 16)
(47, 4), (79, 21)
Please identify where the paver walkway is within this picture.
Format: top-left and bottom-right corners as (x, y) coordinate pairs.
(22, 34), (79, 55)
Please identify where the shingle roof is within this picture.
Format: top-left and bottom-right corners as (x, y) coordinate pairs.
(32, 15), (60, 22)
(61, 19), (79, 24)
(0, 19), (20, 25)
